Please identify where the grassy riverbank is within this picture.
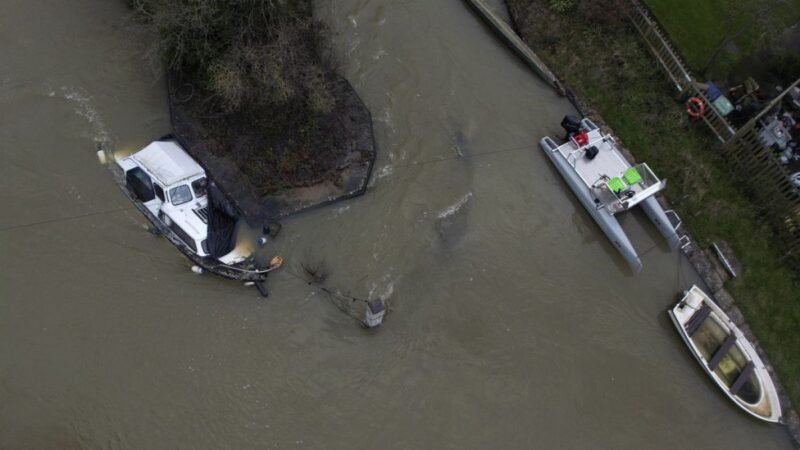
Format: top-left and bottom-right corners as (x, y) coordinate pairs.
(642, 0), (800, 78)
(507, 0), (800, 409)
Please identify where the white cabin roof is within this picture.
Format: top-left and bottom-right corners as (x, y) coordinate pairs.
(131, 140), (204, 186)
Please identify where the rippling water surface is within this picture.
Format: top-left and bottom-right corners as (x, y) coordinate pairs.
(0, 0), (792, 448)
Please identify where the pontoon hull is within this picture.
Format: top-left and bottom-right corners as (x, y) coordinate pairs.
(641, 196), (680, 249)
(540, 137), (642, 272)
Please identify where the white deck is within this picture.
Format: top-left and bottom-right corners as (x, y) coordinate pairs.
(555, 129), (631, 189)
(551, 128), (665, 213)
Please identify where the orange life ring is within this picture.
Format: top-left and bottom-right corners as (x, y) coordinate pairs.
(686, 97), (705, 117)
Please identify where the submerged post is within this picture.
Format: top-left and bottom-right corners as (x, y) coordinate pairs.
(363, 299), (387, 328)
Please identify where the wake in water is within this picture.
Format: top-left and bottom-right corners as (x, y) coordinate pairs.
(438, 192), (473, 219)
(368, 271), (396, 301)
(435, 192), (474, 251)
(53, 85), (111, 145)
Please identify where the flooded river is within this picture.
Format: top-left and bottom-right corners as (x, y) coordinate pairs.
(0, 0), (793, 448)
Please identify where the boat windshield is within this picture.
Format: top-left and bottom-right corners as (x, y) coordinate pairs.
(169, 184), (193, 206)
(192, 177), (207, 198)
(690, 315), (762, 404)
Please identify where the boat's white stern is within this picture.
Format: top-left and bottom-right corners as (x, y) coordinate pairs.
(671, 286), (705, 324)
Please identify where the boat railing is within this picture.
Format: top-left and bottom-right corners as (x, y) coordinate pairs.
(637, 162), (661, 188)
(565, 135), (612, 167)
(606, 163), (667, 213)
(665, 209), (692, 250)
(218, 262), (282, 275)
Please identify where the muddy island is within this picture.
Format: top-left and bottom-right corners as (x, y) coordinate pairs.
(130, 0), (375, 227)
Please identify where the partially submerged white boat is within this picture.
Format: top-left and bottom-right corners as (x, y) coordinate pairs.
(112, 137), (281, 284)
(539, 117), (678, 272)
(669, 286), (782, 423)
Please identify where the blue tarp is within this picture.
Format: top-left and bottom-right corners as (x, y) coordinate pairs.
(706, 81), (722, 102)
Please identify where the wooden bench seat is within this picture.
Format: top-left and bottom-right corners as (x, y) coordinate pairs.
(730, 361), (756, 396)
(707, 333), (737, 371)
(684, 304), (711, 337)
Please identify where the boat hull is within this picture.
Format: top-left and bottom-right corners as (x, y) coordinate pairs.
(669, 286), (782, 423)
(109, 158), (271, 282)
(540, 137), (642, 272)
(641, 196), (680, 249)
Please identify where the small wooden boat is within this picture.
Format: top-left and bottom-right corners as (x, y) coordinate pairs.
(669, 286), (782, 423)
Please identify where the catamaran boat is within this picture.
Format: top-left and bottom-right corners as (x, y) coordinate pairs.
(111, 137), (281, 283)
(539, 117), (679, 272)
(669, 286), (782, 423)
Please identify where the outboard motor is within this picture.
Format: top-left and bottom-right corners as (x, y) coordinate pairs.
(561, 115), (583, 140)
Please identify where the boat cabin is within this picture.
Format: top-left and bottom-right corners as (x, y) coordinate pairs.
(117, 140), (214, 258)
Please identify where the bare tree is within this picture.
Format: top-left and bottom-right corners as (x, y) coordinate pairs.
(700, 0), (791, 76)
(130, 0), (335, 114)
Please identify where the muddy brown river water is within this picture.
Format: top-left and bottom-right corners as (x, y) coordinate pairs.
(0, 0), (794, 448)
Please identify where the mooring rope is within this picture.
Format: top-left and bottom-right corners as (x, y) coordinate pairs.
(281, 266), (381, 327)
(376, 142), (536, 171)
(0, 206), (134, 232)
(0, 141), (541, 234)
